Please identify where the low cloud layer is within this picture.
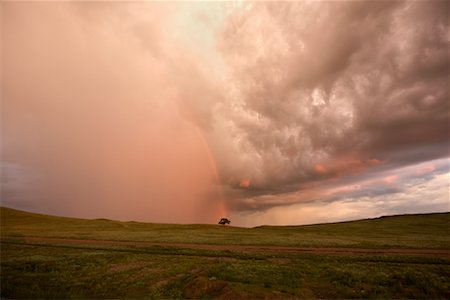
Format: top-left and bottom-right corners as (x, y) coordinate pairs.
(2, 1), (449, 225)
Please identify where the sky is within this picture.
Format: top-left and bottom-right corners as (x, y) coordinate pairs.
(1, 1), (449, 227)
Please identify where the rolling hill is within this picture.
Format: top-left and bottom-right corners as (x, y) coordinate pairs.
(1, 207), (449, 299)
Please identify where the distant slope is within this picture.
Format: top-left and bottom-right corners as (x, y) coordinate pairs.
(1, 206), (449, 249)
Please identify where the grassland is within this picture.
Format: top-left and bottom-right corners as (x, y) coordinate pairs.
(1, 207), (449, 299)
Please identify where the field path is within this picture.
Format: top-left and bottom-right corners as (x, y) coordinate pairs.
(2, 236), (450, 258)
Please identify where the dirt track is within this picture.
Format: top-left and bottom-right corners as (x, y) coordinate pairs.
(2, 236), (450, 258)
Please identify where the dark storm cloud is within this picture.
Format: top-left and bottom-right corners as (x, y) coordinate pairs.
(209, 1), (449, 212)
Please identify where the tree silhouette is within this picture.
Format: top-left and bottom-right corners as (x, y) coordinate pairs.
(218, 218), (231, 225)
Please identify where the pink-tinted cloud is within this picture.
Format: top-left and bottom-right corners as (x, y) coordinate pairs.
(239, 179), (251, 189)
(383, 175), (399, 185)
(2, 1), (449, 225)
(1, 2), (226, 223)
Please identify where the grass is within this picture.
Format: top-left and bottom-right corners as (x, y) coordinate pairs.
(1, 207), (449, 299)
(2, 207), (449, 249)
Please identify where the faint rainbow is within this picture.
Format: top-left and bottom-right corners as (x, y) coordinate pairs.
(180, 103), (228, 219)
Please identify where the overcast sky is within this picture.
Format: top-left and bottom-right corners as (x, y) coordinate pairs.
(2, 1), (449, 226)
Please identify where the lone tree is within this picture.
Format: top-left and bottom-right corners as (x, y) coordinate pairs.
(218, 218), (231, 225)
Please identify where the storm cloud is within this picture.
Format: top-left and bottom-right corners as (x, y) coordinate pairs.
(1, 1), (449, 225)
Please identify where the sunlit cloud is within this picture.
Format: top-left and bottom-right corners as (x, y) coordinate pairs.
(239, 179), (251, 189)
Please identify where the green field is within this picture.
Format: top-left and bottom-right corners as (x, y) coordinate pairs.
(1, 207), (449, 299)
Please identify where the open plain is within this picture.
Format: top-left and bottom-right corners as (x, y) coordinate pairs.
(1, 207), (449, 299)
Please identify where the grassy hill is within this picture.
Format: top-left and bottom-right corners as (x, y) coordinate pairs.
(1, 207), (449, 299)
(1, 206), (449, 249)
